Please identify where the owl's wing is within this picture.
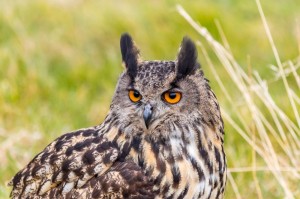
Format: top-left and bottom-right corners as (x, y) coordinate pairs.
(9, 126), (123, 198)
(35, 160), (156, 199)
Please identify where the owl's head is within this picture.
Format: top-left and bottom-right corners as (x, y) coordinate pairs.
(110, 33), (222, 139)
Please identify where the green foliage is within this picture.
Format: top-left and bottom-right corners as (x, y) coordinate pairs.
(0, 0), (299, 198)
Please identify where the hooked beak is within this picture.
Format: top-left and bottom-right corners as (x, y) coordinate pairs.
(143, 104), (153, 129)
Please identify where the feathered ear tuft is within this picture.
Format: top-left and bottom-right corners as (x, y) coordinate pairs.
(120, 33), (139, 80)
(175, 36), (200, 81)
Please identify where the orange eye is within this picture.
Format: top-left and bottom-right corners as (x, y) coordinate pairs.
(128, 90), (142, 102)
(163, 91), (182, 104)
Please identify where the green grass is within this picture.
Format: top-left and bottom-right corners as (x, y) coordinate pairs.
(0, 0), (299, 198)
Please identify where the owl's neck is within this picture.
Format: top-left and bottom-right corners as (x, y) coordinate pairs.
(100, 111), (226, 198)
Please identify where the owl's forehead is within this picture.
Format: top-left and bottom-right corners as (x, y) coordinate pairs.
(134, 61), (176, 93)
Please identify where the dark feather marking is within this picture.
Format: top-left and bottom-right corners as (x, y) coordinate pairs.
(22, 170), (30, 184)
(208, 188), (213, 199)
(65, 191), (76, 199)
(11, 171), (22, 187)
(207, 140), (213, 151)
(99, 177), (108, 193)
(113, 119), (120, 127)
(64, 133), (74, 140)
(216, 189), (222, 199)
(51, 169), (62, 182)
(82, 150), (95, 165)
(194, 118), (202, 126)
(62, 159), (72, 172)
(208, 118), (215, 128)
(156, 156), (166, 174)
(200, 148), (213, 175)
(219, 148), (226, 188)
(37, 179), (49, 196)
(62, 170), (69, 181)
(214, 177), (218, 189)
(189, 156), (205, 182)
(40, 152), (50, 164)
(113, 129), (123, 143)
(54, 140), (65, 152)
(181, 124), (190, 144)
(153, 173), (164, 186)
(110, 181), (120, 192)
(82, 129), (94, 137)
(103, 115), (112, 126)
(132, 136), (141, 151)
(49, 189), (56, 198)
(149, 138), (159, 155)
(86, 166), (95, 175)
(194, 124), (204, 158)
(219, 127), (224, 136)
(59, 131), (77, 140)
(174, 120), (183, 134)
(65, 146), (74, 156)
(166, 149), (175, 165)
(138, 153), (144, 168)
(118, 141), (131, 161)
(123, 190), (130, 198)
(92, 131), (98, 137)
(96, 141), (111, 153)
(171, 166), (181, 188)
(178, 185), (189, 199)
(103, 152), (113, 165)
(91, 185), (101, 198)
(162, 184), (171, 195)
(73, 168), (83, 177)
(73, 142), (86, 151)
(49, 154), (59, 165)
(144, 166), (154, 177)
(31, 165), (42, 177)
(215, 146), (222, 171)
(19, 184), (26, 197)
(73, 139), (92, 151)
(214, 100), (220, 110)
(92, 136), (101, 143)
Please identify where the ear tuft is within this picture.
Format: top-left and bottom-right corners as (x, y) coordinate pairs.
(120, 33), (139, 80)
(176, 36), (200, 80)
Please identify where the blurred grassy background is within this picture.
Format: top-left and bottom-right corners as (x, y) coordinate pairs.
(0, 0), (299, 198)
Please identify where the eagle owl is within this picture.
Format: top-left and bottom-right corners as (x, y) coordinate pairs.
(9, 33), (226, 199)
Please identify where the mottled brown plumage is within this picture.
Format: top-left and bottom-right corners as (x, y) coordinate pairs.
(9, 33), (226, 198)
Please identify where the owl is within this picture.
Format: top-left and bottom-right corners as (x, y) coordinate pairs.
(9, 33), (226, 199)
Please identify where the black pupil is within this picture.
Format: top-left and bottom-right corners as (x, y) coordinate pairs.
(169, 92), (177, 99)
(133, 91), (140, 98)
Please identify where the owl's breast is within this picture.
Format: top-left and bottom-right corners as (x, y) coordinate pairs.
(128, 132), (226, 199)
